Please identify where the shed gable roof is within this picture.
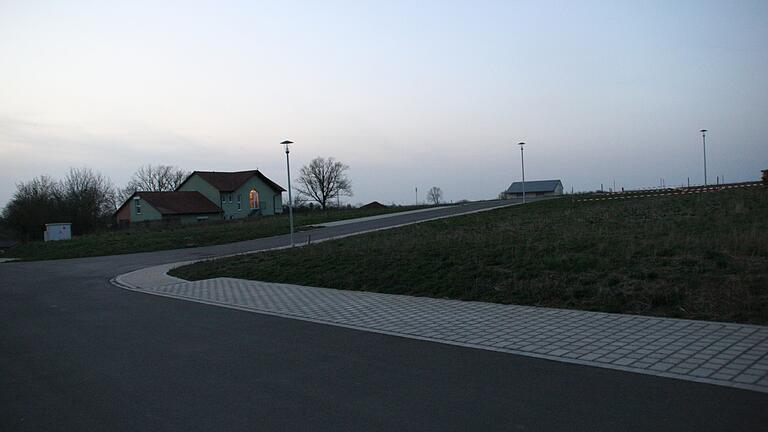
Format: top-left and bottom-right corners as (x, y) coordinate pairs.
(505, 179), (562, 193)
(182, 170), (285, 193)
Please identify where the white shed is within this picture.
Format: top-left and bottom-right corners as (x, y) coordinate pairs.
(44, 223), (72, 241)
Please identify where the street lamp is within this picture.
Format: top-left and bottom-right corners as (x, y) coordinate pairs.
(518, 142), (526, 203)
(700, 129), (708, 186)
(281, 140), (295, 247)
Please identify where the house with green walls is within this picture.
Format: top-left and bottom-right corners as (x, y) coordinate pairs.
(115, 170), (285, 226)
(176, 170), (285, 219)
(115, 191), (224, 226)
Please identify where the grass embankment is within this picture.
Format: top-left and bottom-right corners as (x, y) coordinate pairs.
(171, 187), (768, 324)
(6, 205), (434, 261)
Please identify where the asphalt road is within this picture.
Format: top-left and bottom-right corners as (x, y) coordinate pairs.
(2, 201), (767, 431)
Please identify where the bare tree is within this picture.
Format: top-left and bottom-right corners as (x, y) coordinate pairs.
(292, 194), (308, 208)
(2, 168), (117, 238)
(295, 157), (352, 210)
(59, 167), (116, 234)
(119, 164), (189, 203)
(1, 175), (62, 239)
(426, 186), (443, 205)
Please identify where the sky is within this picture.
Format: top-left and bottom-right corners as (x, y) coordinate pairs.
(1, 0), (767, 208)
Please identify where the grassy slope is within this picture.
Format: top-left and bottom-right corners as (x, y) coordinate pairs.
(171, 187), (768, 324)
(6, 205), (435, 260)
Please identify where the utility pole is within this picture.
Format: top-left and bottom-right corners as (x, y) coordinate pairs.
(415, 187), (418, 205)
(281, 140), (295, 247)
(518, 142), (526, 203)
(700, 129), (708, 185)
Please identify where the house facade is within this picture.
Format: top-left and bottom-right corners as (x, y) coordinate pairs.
(176, 170), (285, 219)
(115, 170), (285, 226)
(503, 179), (563, 199)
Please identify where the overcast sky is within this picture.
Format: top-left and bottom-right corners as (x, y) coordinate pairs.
(1, 0), (767, 207)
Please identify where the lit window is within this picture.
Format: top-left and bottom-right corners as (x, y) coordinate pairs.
(249, 189), (260, 209)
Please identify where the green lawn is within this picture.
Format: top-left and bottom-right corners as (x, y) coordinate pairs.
(5, 205), (436, 261)
(171, 186), (768, 324)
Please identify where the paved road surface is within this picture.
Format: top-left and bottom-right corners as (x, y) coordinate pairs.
(127, 277), (768, 393)
(2, 201), (766, 431)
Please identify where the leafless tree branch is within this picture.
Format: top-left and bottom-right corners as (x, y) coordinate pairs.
(295, 157), (352, 209)
(118, 164), (189, 203)
(426, 186), (443, 205)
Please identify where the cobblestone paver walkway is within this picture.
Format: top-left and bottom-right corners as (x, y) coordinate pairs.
(139, 277), (768, 393)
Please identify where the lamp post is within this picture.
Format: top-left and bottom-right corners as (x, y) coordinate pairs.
(700, 129), (708, 186)
(518, 142), (526, 203)
(281, 140), (295, 247)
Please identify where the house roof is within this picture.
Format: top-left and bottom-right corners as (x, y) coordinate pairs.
(182, 170), (286, 193)
(505, 179), (563, 193)
(116, 191), (223, 216)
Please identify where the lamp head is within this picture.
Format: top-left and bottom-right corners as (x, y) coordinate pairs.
(281, 140), (293, 153)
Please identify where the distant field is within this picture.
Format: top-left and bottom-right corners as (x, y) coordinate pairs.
(5, 205), (436, 261)
(171, 186), (768, 324)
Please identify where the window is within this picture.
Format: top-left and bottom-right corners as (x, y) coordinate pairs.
(249, 189), (260, 209)
(237, 194), (241, 210)
(134, 197), (141, 214)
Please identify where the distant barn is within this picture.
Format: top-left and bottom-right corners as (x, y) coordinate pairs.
(503, 179), (563, 199)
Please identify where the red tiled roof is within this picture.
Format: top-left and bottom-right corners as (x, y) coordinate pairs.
(135, 191), (222, 215)
(184, 170), (285, 192)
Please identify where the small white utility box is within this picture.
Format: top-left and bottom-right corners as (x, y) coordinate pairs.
(44, 223), (72, 241)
